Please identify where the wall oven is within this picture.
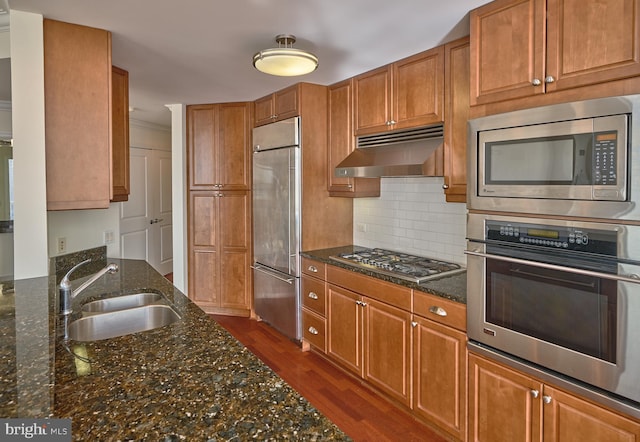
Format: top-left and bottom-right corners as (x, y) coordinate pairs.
(466, 213), (640, 415)
(468, 94), (640, 220)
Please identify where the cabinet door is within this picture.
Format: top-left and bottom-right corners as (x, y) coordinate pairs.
(468, 353), (543, 442)
(413, 316), (466, 440)
(44, 19), (113, 210)
(189, 192), (219, 309)
(545, 0), (640, 93)
(543, 386), (640, 442)
(327, 80), (380, 197)
(111, 66), (130, 202)
(470, 0), (546, 105)
(187, 105), (218, 189)
(364, 298), (412, 407)
(274, 85), (299, 121)
(217, 102), (251, 191)
(218, 191), (251, 310)
(393, 46), (444, 130)
(254, 94), (275, 126)
(327, 284), (363, 376)
(353, 66), (392, 135)
(443, 37), (470, 203)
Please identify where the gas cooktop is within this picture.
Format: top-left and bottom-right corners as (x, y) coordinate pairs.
(329, 248), (464, 284)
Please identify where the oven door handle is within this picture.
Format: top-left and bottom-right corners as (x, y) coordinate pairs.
(464, 249), (640, 285)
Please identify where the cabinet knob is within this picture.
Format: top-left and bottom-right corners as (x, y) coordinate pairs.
(544, 75), (555, 84)
(411, 321), (418, 328)
(531, 78), (542, 86)
(542, 395), (552, 404)
(150, 218), (164, 224)
(429, 306), (447, 317)
(308, 291), (319, 300)
(530, 389), (540, 398)
(308, 326), (319, 335)
(386, 120), (397, 126)
(307, 265), (318, 273)
(442, 184), (449, 189)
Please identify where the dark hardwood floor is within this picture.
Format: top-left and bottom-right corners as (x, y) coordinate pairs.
(211, 315), (449, 442)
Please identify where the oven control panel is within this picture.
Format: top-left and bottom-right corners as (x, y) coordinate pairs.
(486, 221), (617, 256)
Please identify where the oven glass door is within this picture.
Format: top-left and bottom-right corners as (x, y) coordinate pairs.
(485, 252), (617, 363)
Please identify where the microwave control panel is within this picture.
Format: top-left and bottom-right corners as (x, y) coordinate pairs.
(486, 221), (617, 256)
(593, 131), (618, 185)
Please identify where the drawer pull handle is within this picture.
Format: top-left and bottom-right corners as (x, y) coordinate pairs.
(307, 265), (318, 273)
(308, 326), (319, 335)
(308, 291), (319, 300)
(429, 306), (447, 317)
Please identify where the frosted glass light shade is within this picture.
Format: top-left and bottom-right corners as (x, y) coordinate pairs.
(253, 48), (318, 76)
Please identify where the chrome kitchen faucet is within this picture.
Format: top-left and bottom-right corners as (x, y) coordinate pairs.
(59, 259), (119, 315)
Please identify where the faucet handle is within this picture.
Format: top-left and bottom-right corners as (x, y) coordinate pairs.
(60, 259), (92, 289)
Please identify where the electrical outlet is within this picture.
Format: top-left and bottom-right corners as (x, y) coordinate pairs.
(103, 230), (114, 244)
(57, 237), (67, 254)
(357, 223), (367, 233)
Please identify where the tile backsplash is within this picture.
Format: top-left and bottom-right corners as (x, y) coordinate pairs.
(353, 177), (467, 265)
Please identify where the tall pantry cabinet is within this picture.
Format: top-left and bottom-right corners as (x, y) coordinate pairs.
(187, 102), (253, 316)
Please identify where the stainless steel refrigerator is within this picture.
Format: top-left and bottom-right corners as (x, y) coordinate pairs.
(252, 117), (301, 341)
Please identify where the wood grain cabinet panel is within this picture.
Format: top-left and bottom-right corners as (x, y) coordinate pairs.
(327, 79), (380, 197)
(254, 84), (300, 126)
(111, 65), (130, 202)
(469, 353), (640, 442)
(471, 0), (640, 111)
(412, 315), (467, 441)
(187, 102), (252, 316)
(353, 46), (444, 136)
(44, 19), (114, 210)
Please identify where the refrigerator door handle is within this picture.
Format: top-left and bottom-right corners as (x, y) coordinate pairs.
(251, 265), (295, 284)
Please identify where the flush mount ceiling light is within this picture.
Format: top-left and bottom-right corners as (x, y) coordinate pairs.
(253, 34), (318, 77)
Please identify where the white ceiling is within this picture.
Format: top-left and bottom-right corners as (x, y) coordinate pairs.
(7, 0), (488, 127)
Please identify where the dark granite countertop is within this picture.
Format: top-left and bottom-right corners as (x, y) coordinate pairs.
(302, 246), (467, 304)
(0, 258), (350, 440)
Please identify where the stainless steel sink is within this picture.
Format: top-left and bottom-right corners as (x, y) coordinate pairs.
(81, 292), (165, 313)
(67, 305), (181, 341)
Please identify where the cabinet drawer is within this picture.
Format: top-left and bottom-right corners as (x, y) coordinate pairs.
(302, 275), (326, 316)
(302, 308), (326, 352)
(327, 265), (412, 311)
(413, 290), (466, 332)
(301, 257), (326, 279)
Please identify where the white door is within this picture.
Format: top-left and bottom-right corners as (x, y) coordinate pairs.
(120, 147), (173, 275)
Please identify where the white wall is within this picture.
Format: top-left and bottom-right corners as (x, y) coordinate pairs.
(11, 10), (48, 279)
(47, 120), (171, 259)
(354, 177), (467, 265)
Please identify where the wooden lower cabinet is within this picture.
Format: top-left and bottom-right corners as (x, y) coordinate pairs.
(327, 282), (412, 408)
(469, 353), (640, 442)
(413, 315), (467, 441)
(188, 190), (251, 315)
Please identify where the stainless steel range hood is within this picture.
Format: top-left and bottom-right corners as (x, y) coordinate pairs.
(335, 124), (444, 178)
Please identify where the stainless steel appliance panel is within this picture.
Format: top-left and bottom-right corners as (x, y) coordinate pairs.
(252, 144), (301, 276)
(252, 264), (300, 341)
(468, 94), (640, 220)
(252, 117), (302, 341)
(466, 213), (640, 407)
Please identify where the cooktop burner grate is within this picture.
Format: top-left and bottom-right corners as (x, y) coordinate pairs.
(329, 248), (464, 283)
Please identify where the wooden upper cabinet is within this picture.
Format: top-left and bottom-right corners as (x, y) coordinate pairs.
(443, 37), (470, 203)
(254, 84), (300, 126)
(187, 102), (252, 191)
(44, 19), (114, 210)
(111, 65), (130, 202)
(327, 79), (380, 198)
(470, 0), (640, 106)
(354, 46), (444, 136)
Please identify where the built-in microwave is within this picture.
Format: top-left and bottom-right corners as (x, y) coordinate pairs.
(468, 95), (640, 221)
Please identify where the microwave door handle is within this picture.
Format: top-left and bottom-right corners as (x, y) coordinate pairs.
(464, 249), (640, 285)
